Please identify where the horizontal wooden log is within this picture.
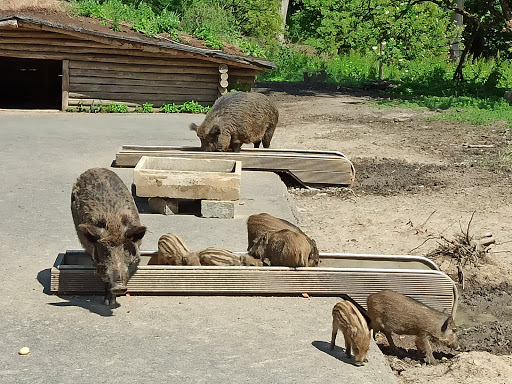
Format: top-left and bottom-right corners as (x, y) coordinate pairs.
(69, 91), (216, 102)
(220, 72), (228, 81)
(0, 31), (72, 39)
(68, 98), (212, 108)
(69, 61), (217, 75)
(0, 37), (112, 48)
(70, 83), (218, 95)
(70, 75), (217, 89)
(70, 68), (218, 82)
(219, 79), (229, 88)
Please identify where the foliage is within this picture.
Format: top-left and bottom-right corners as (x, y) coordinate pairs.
(136, 102), (154, 113)
(72, 0), (181, 38)
(160, 101), (210, 113)
(288, 0), (454, 64)
(106, 102), (129, 113)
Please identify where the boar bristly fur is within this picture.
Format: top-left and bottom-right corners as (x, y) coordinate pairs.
(330, 300), (371, 366)
(366, 290), (458, 365)
(248, 229), (310, 267)
(190, 91), (278, 152)
(247, 213), (319, 267)
(71, 168), (146, 306)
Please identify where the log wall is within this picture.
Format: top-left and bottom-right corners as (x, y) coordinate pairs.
(0, 26), (263, 110)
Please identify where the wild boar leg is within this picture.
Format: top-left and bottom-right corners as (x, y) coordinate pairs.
(415, 336), (436, 364)
(262, 125), (275, 148)
(330, 320), (338, 350)
(343, 330), (352, 357)
(253, 140), (261, 148)
(104, 283), (117, 306)
(383, 330), (398, 352)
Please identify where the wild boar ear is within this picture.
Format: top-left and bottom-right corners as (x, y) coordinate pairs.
(441, 317), (450, 332)
(190, 123), (198, 132)
(126, 225), (146, 242)
(211, 125), (221, 136)
(78, 224), (103, 242)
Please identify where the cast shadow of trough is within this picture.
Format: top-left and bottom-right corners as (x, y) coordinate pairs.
(37, 268), (116, 317)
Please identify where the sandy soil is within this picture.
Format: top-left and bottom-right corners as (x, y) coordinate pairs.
(255, 82), (512, 382)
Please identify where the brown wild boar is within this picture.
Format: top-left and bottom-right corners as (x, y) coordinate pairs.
(247, 213), (319, 267)
(366, 289), (458, 365)
(248, 228), (310, 267)
(330, 300), (371, 366)
(71, 168), (146, 306)
(157, 233), (191, 265)
(198, 247), (263, 266)
(189, 91), (278, 152)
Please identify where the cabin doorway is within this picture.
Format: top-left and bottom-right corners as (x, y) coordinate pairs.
(0, 57), (62, 109)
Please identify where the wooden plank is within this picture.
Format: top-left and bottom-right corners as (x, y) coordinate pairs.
(70, 75), (217, 89)
(69, 60), (219, 74)
(0, 31), (74, 39)
(68, 94), (216, 105)
(69, 88), (218, 99)
(0, 20), (18, 29)
(115, 146), (355, 187)
(0, 37), (112, 48)
(62, 59), (69, 111)
(70, 82), (218, 95)
(69, 68), (218, 82)
(68, 98), (139, 107)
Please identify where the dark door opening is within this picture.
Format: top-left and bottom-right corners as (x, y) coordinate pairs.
(0, 57), (62, 109)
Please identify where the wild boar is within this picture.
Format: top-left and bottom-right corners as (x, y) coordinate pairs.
(71, 168), (146, 306)
(330, 300), (371, 366)
(248, 228), (310, 267)
(189, 91), (278, 152)
(198, 247), (263, 266)
(366, 289), (458, 365)
(247, 213), (319, 267)
(157, 233), (191, 265)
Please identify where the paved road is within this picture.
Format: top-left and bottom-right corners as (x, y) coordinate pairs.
(0, 112), (397, 383)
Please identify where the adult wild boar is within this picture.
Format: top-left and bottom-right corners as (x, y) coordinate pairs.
(248, 228), (310, 267)
(366, 289), (458, 364)
(190, 91), (278, 152)
(71, 168), (146, 306)
(330, 300), (371, 366)
(247, 213), (319, 267)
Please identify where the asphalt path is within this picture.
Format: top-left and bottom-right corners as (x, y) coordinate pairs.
(0, 112), (396, 383)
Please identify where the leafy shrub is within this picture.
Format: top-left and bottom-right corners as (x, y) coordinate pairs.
(106, 103), (128, 113)
(160, 101), (210, 113)
(136, 103), (154, 113)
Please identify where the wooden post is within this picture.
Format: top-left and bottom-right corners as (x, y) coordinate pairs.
(450, 0), (464, 60)
(62, 59), (69, 111)
(218, 64), (228, 96)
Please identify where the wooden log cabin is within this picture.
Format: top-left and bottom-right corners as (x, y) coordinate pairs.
(0, 15), (275, 111)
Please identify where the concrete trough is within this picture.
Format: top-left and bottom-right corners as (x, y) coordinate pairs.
(134, 156), (241, 201)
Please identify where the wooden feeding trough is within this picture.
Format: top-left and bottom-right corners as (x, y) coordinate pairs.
(51, 251), (458, 315)
(116, 146), (356, 188)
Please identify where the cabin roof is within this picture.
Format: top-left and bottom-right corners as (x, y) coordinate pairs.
(0, 14), (276, 70)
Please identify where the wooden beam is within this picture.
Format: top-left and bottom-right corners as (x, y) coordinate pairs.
(62, 60), (69, 111)
(69, 60), (218, 74)
(70, 83), (218, 95)
(70, 76), (217, 89)
(69, 91), (217, 102)
(70, 68), (218, 82)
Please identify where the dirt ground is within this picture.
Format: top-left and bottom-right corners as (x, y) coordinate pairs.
(255, 82), (512, 383)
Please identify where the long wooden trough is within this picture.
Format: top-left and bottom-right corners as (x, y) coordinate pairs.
(51, 251), (457, 315)
(115, 145), (356, 188)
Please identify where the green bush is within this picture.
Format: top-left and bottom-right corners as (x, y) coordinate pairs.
(136, 103), (154, 113)
(160, 101), (210, 113)
(106, 103), (128, 113)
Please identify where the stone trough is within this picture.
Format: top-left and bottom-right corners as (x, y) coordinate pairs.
(133, 156), (241, 218)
